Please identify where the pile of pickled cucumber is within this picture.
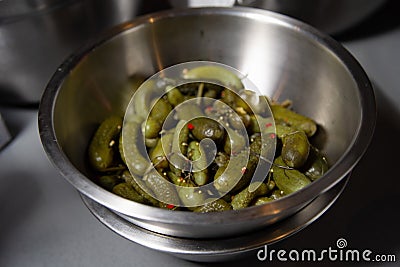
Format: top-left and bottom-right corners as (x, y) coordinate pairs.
(88, 68), (328, 212)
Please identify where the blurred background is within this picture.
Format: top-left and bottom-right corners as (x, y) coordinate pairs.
(0, 0), (394, 106)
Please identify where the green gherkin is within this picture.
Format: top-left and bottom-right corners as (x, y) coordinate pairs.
(281, 130), (310, 168)
(271, 104), (317, 137)
(194, 199), (232, 213)
(88, 116), (122, 171)
(272, 157), (311, 194)
(231, 182), (268, 210)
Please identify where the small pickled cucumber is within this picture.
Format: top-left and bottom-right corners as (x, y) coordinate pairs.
(275, 124), (295, 139)
(190, 117), (225, 144)
(178, 182), (205, 208)
(183, 65), (244, 91)
(88, 116), (122, 171)
(271, 104), (317, 137)
(214, 149), (255, 193)
(231, 182), (268, 210)
(175, 101), (204, 121)
(121, 170), (160, 207)
(121, 121), (151, 176)
(112, 182), (146, 203)
(270, 189), (286, 200)
(166, 87), (184, 107)
(223, 127), (246, 155)
(144, 170), (180, 208)
(304, 147), (329, 181)
(194, 199), (232, 213)
(169, 120), (190, 176)
(254, 196), (273, 205)
(149, 98), (172, 124)
(187, 141), (209, 186)
(150, 132), (173, 170)
(272, 157), (311, 194)
(167, 171), (187, 186)
(281, 130), (310, 168)
(98, 175), (121, 191)
(143, 118), (162, 139)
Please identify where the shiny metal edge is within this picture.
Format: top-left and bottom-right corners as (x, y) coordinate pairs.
(0, 113), (12, 150)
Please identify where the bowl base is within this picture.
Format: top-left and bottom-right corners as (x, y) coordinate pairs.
(80, 175), (349, 262)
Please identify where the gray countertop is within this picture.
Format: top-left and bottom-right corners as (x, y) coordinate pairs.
(1, 4), (400, 267)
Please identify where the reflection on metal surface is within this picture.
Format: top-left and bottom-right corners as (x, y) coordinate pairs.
(169, 0), (235, 8)
(0, 113), (11, 150)
(0, 0), (91, 105)
(0, 0), (72, 20)
(0, 0), (169, 105)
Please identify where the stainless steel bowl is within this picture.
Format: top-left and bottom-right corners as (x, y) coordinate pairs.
(39, 7), (376, 239)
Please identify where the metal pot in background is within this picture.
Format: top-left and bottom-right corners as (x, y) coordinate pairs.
(236, 0), (386, 34)
(0, 0), (167, 106)
(0, 0), (89, 105)
(83, 0), (141, 37)
(2, 0), (385, 106)
(169, 0), (386, 35)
